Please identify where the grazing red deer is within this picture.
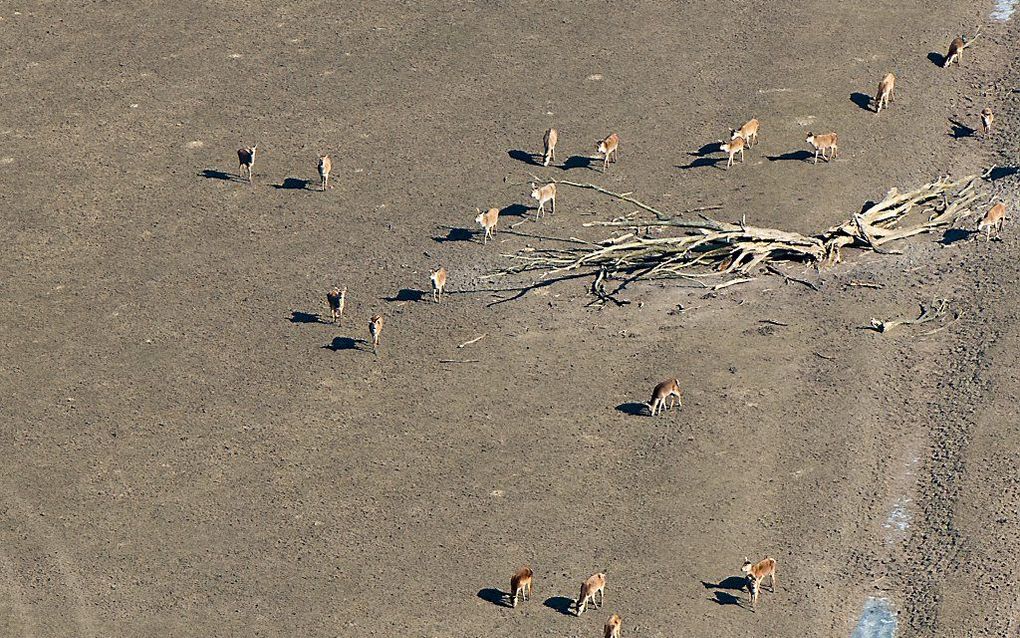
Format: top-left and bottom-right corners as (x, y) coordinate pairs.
(369, 314), (383, 355)
(543, 128), (558, 167)
(530, 183), (556, 219)
(875, 73), (896, 114)
(980, 107), (994, 134)
(475, 207), (499, 244)
(596, 133), (619, 171)
(576, 572), (606, 616)
(806, 132), (838, 164)
(732, 118), (760, 146)
(430, 267), (447, 303)
(943, 29), (978, 68)
(509, 566), (533, 608)
(719, 134), (746, 168)
(978, 202), (1007, 240)
(318, 155), (332, 191)
(604, 613), (622, 638)
(237, 145), (257, 183)
(648, 378), (683, 416)
(742, 556), (777, 608)
(326, 285), (347, 324)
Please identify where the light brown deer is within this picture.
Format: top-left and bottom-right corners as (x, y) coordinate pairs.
(543, 128), (558, 167)
(732, 118), (760, 146)
(596, 133), (619, 171)
(648, 378), (683, 416)
(876, 73), (895, 114)
(475, 207), (499, 244)
(719, 134), (746, 168)
(576, 572), (606, 616)
(978, 202), (1007, 240)
(980, 107), (994, 134)
(742, 556), (777, 608)
(530, 183), (556, 219)
(944, 29), (979, 68)
(509, 566), (533, 608)
(604, 613), (622, 638)
(237, 145), (257, 183)
(806, 132), (838, 164)
(326, 286), (347, 324)
(318, 154), (332, 191)
(430, 267), (447, 303)
(369, 314), (383, 355)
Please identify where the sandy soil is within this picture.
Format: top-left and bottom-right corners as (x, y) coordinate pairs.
(1, 1), (1018, 636)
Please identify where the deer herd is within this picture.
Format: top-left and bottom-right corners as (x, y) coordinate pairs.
(222, 25), (1008, 631)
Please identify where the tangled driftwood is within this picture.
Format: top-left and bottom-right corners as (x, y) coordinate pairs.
(490, 174), (985, 289)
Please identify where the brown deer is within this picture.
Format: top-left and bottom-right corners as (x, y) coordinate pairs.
(980, 107), (994, 134)
(369, 314), (383, 355)
(806, 132), (838, 164)
(604, 613), (622, 638)
(944, 28), (979, 68)
(977, 202), (1007, 240)
(543, 128), (558, 167)
(596, 133), (619, 171)
(475, 207), (499, 243)
(237, 145), (257, 183)
(648, 378), (683, 416)
(318, 155), (332, 191)
(576, 572), (606, 616)
(875, 73), (895, 113)
(732, 118), (760, 146)
(530, 183), (556, 219)
(719, 134), (746, 168)
(741, 556), (777, 608)
(326, 286), (347, 324)
(430, 267), (447, 303)
(509, 566), (533, 608)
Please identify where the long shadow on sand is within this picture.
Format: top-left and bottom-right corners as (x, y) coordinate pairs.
(677, 156), (725, 170)
(508, 149), (542, 166)
(850, 92), (873, 112)
(927, 51), (946, 67)
(200, 169), (239, 181)
(616, 402), (649, 417)
(322, 337), (361, 352)
(385, 289), (426, 302)
(766, 150), (812, 163)
(543, 596), (574, 616)
(273, 177), (311, 190)
(948, 119), (975, 139)
(289, 311), (323, 324)
(477, 588), (510, 608)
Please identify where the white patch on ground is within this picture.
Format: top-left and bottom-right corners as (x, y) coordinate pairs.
(587, 74), (603, 81)
(795, 116), (816, 126)
(0, 157), (13, 165)
(187, 140), (204, 149)
(757, 88), (791, 94)
(228, 53), (242, 59)
(882, 496), (912, 544)
(992, 0), (1016, 20)
(851, 597), (897, 638)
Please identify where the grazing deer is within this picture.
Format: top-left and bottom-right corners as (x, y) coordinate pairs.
(719, 134), (746, 168)
(237, 145), (257, 183)
(742, 556), (777, 608)
(596, 133), (619, 171)
(978, 202), (1007, 240)
(806, 132), (838, 164)
(326, 285), (347, 324)
(648, 378), (683, 416)
(604, 613), (622, 638)
(732, 118), (760, 146)
(509, 566), (533, 608)
(875, 73), (895, 113)
(475, 207), (499, 243)
(318, 155), (332, 191)
(576, 572), (606, 616)
(943, 29), (979, 68)
(543, 128), (558, 167)
(430, 267), (447, 303)
(530, 183), (556, 219)
(369, 314), (383, 355)
(981, 107), (994, 134)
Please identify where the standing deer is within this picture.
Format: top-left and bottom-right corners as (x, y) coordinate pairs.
(732, 118), (760, 146)
(742, 556), (777, 609)
(977, 202), (1007, 240)
(318, 154), (332, 191)
(530, 183), (556, 219)
(475, 207), (499, 244)
(326, 286), (347, 324)
(237, 145), (257, 183)
(719, 134), (746, 168)
(596, 133), (619, 171)
(875, 73), (896, 113)
(648, 378), (683, 416)
(980, 107), (994, 134)
(604, 613), (622, 638)
(943, 29), (979, 68)
(543, 128), (558, 167)
(576, 572), (606, 616)
(369, 314), (383, 355)
(806, 132), (838, 164)
(509, 566), (533, 608)
(430, 267), (447, 303)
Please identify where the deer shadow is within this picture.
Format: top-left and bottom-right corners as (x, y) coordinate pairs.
(616, 402), (650, 417)
(508, 149), (542, 166)
(543, 596), (575, 616)
(940, 228), (973, 245)
(766, 150), (813, 163)
(702, 576), (750, 591)
(322, 337), (361, 352)
(273, 177), (311, 190)
(709, 591), (745, 607)
(289, 311), (323, 324)
(677, 156), (725, 170)
(689, 142), (723, 157)
(500, 203), (530, 218)
(434, 227), (475, 243)
(385, 288), (426, 302)
(928, 51), (946, 67)
(477, 588), (511, 608)
(948, 119), (975, 139)
(986, 166), (1020, 181)
(200, 169), (238, 181)
(561, 155), (594, 171)
(850, 91), (874, 112)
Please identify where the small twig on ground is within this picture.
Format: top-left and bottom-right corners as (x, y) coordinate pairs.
(813, 351), (837, 361)
(766, 265), (820, 291)
(760, 319), (789, 326)
(713, 277), (755, 290)
(868, 299), (950, 333)
(457, 334), (487, 348)
(439, 359), (480, 364)
(848, 280), (884, 289)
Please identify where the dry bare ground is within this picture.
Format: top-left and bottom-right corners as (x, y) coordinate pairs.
(1, 1), (1018, 636)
